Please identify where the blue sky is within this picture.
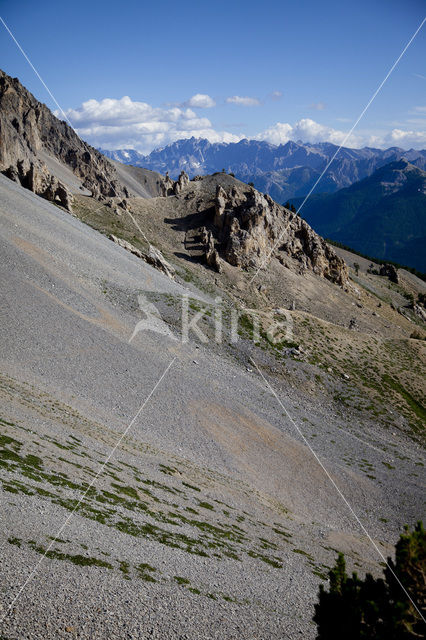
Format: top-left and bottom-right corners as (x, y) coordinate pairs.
(0, 0), (425, 152)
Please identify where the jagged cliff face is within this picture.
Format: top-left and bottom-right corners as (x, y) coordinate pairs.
(186, 176), (348, 286)
(0, 69), (127, 209)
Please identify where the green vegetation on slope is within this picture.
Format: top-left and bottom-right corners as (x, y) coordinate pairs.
(292, 161), (426, 272)
(313, 522), (426, 638)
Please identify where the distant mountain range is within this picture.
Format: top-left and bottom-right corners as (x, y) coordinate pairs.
(100, 138), (426, 203)
(292, 160), (426, 272)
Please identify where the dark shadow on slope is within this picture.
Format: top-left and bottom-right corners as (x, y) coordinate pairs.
(164, 206), (215, 233)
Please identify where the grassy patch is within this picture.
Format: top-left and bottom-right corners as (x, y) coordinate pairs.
(182, 481), (201, 492)
(111, 483), (140, 500)
(136, 563), (157, 582)
(381, 461), (395, 470)
(27, 541), (113, 569)
(198, 501), (215, 511)
(382, 374), (426, 432)
(8, 537), (22, 547)
(159, 464), (177, 476)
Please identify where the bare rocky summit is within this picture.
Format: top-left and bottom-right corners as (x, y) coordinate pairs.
(211, 182), (348, 284)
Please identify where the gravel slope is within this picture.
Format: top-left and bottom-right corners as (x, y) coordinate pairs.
(0, 175), (424, 639)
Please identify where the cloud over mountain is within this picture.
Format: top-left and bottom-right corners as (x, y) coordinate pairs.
(61, 96), (426, 153)
(383, 128), (426, 148)
(255, 118), (362, 147)
(60, 96), (240, 153)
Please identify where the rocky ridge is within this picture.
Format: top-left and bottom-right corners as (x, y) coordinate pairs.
(100, 137), (426, 202)
(0, 69), (128, 210)
(187, 177), (348, 286)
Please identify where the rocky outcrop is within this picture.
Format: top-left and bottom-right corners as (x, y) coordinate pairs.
(145, 245), (176, 279)
(214, 185), (227, 228)
(0, 69), (127, 202)
(210, 183), (348, 285)
(412, 303), (426, 323)
(173, 170), (190, 194)
(109, 234), (143, 258)
(3, 159), (73, 211)
(200, 227), (222, 273)
(160, 172), (175, 197)
(108, 235), (175, 279)
(379, 263), (399, 283)
(160, 170), (190, 197)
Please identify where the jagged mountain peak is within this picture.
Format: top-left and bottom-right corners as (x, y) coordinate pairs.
(100, 137), (426, 203)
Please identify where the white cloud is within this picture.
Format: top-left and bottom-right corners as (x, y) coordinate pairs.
(382, 128), (426, 148)
(309, 102), (326, 111)
(270, 90), (283, 101)
(226, 95), (261, 107)
(60, 97), (426, 152)
(255, 118), (362, 147)
(255, 120), (426, 149)
(185, 93), (216, 108)
(60, 96), (240, 154)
